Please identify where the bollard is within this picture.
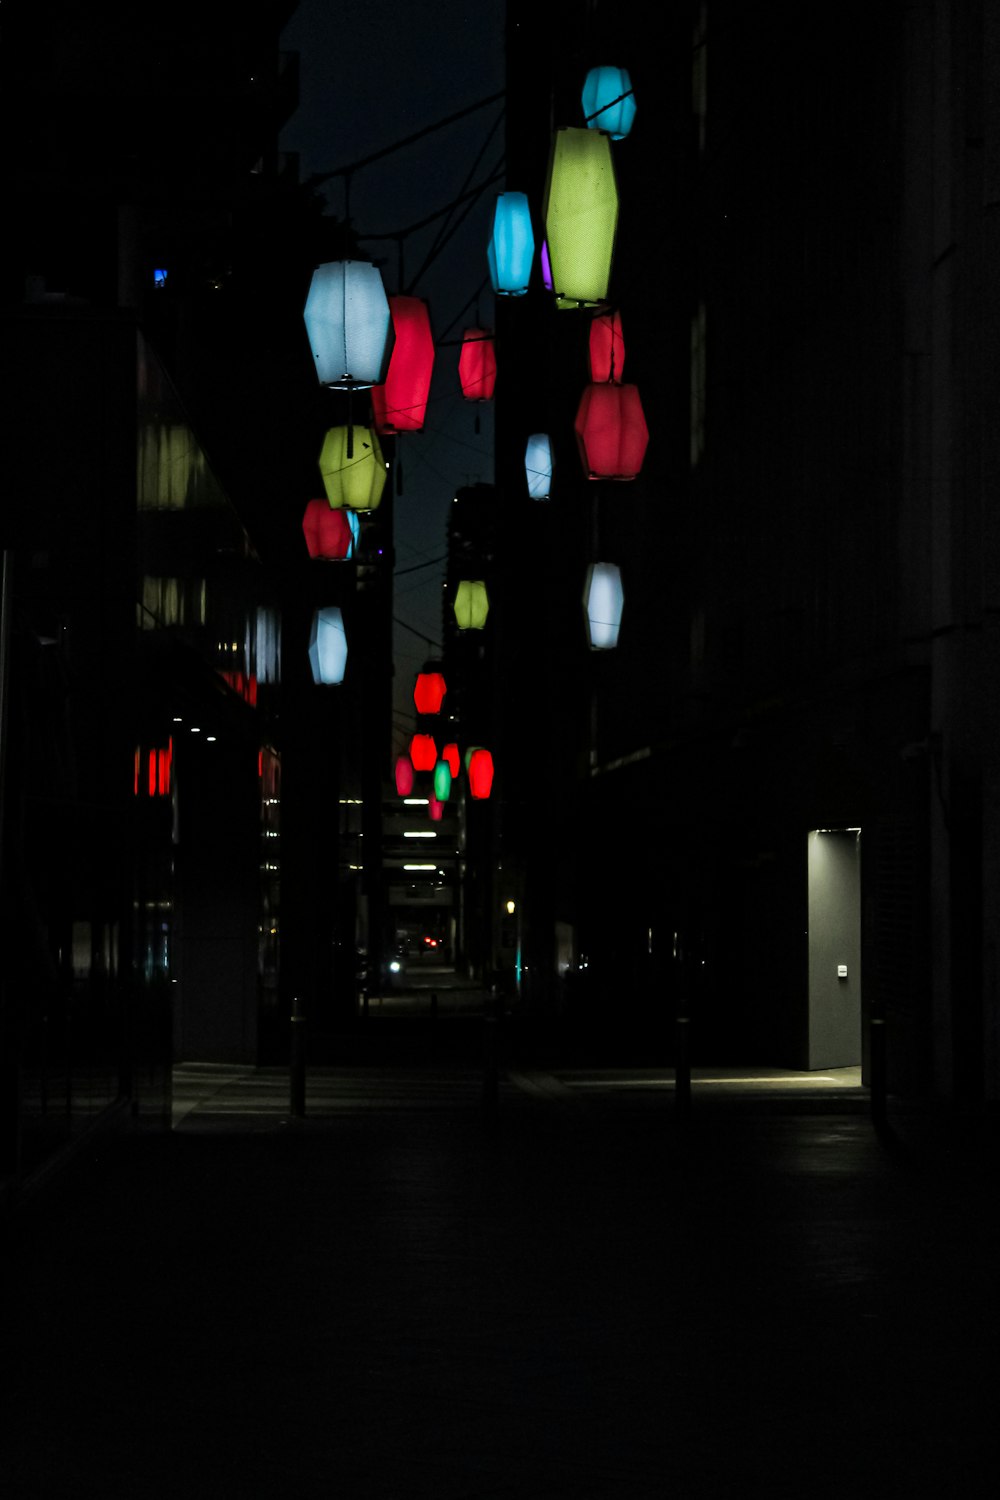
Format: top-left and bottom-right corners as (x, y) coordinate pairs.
(290, 995), (306, 1118)
(870, 1014), (887, 1130)
(675, 1014), (691, 1116)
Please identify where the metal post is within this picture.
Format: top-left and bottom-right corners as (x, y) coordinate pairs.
(675, 1014), (691, 1116)
(870, 1014), (887, 1130)
(290, 994), (306, 1118)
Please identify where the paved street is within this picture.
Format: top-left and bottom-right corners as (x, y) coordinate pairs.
(3, 1063), (999, 1498)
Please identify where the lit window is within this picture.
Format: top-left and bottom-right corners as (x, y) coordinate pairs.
(153, 268), (169, 290)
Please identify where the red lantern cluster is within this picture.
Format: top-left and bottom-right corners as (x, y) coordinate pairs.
(413, 671), (447, 716)
(458, 328), (497, 401)
(372, 296), (435, 434)
(574, 384), (649, 480)
(302, 499), (354, 560)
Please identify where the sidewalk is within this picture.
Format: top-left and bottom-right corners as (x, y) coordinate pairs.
(3, 1063), (999, 1498)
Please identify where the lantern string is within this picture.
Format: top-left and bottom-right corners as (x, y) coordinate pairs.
(304, 90), (506, 189)
(404, 109), (505, 293)
(405, 149), (506, 293)
(583, 88), (636, 127)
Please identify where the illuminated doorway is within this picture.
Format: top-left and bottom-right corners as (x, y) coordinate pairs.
(806, 829), (861, 1069)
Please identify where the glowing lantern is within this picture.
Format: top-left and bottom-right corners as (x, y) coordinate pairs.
(468, 748), (494, 800)
(525, 433), (554, 500)
(428, 795), (444, 822)
(543, 128), (618, 309)
(574, 384), (648, 479)
(588, 310), (625, 384)
(540, 241), (553, 291)
(487, 192), (534, 296)
(464, 745), (481, 772)
(453, 580), (489, 630)
(302, 499), (355, 560)
(442, 742), (460, 778)
(395, 756), (415, 796)
(308, 607), (348, 684)
(413, 671), (447, 715)
(319, 426), (387, 510)
(410, 734), (437, 772)
(372, 296), (435, 434)
(302, 260), (394, 388)
(433, 759), (453, 802)
(584, 563), (624, 649)
(458, 328), (496, 401)
(582, 65), (637, 140)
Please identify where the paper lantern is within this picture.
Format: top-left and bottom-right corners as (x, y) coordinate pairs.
(410, 734), (437, 772)
(428, 795), (444, 822)
(303, 260), (394, 388)
(319, 426), (387, 510)
(468, 748), (494, 800)
(487, 192), (534, 296)
(433, 759), (453, 802)
(414, 671), (447, 715)
(525, 433), (554, 500)
(582, 65), (637, 140)
(464, 745), (482, 772)
(584, 563), (624, 649)
(458, 328), (496, 401)
(588, 310), (625, 384)
(540, 240), (553, 291)
(395, 755), (415, 796)
(442, 742), (460, 778)
(372, 296), (435, 434)
(453, 580), (489, 630)
(308, 606), (347, 684)
(543, 128), (618, 309)
(574, 384), (648, 479)
(302, 499), (355, 560)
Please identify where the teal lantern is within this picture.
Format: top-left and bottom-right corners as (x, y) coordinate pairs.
(487, 192), (535, 296)
(582, 66), (637, 140)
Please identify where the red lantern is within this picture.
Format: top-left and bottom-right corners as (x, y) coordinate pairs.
(372, 296), (435, 434)
(574, 384), (649, 480)
(395, 755), (415, 796)
(413, 671), (447, 715)
(442, 742), (460, 778)
(302, 499), (355, 560)
(428, 795), (444, 822)
(458, 328), (496, 401)
(588, 310), (625, 384)
(468, 748), (494, 800)
(410, 734), (437, 772)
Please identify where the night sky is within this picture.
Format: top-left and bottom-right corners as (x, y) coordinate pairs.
(279, 2), (506, 744)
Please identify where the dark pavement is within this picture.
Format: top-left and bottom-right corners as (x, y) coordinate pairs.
(3, 1058), (1000, 1499)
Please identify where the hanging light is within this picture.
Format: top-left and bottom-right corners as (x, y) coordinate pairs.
(433, 759), (453, 802)
(543, 128), (618, 309)
(414, 671), (447, 715)
(584, 563), (624, 649)
(319, 425), (387, 510)
(372, 296), (435, 434)
(582, 65), (637, 140)
(487, 192), (535, 296)
(302, 499), (355, 560)
(395, 755), (415, 796)
(442, 742), (460, 778)
(574, 384), (649, 479)
(458, 328), (497, 401)
(308, 607), (348, 684)
(468, 748), (494, 800)
(588, 309), (625, 384)
(540, 240), (553, 291)
(302, 260), (395, 388)
(410, 734), (437, 772)
(428, 795), (445, 822)
(464, 745), (482, 772)
(524, 433), (554, 500)
(453, 580), (489, 630)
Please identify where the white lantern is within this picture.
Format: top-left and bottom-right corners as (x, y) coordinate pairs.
(524, 433), (554, 500)
(308, 606), (348, 684)
(303, 261), (395, 388)
(583, 563), (624, 649)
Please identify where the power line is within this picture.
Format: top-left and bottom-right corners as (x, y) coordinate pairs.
(304, 91), (506, 189)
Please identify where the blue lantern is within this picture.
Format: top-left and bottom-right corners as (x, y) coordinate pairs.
(308, 606), (348, 684)
(582, 66), (637, 141)
(302, 261), (395, 388)
(525, 434), (554, 500)
(583, 563), (624, 649)
(487, 192), (535, 297)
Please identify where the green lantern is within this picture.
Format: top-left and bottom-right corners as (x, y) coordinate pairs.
(433, 759), (452, 802)
(542, 127), (619, 309)
(319, 425), (387, 511)
(453, 580), (489, 630)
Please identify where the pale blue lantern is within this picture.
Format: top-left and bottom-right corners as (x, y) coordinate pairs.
(308, 606), (348, 685)
(487, 192), (535, 296)
(302, 261), (395, 388)
(525, 433), (554, 500)
(583, 562), (624, 649)
(582, 66), (637, 141)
